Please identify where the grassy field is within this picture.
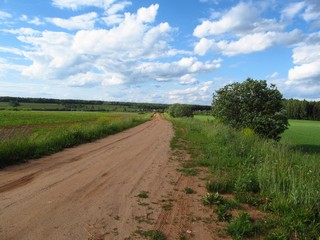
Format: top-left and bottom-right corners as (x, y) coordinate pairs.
(169, 116), (320, 239)
(0, 111), (151, 167)
(281, 119), (320, 154)
(0, 111), (125, 127)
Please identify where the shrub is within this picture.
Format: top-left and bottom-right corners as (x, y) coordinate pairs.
(168, 104), (193, 118)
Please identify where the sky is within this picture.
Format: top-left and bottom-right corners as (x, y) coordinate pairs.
(0, 0), (319, 105)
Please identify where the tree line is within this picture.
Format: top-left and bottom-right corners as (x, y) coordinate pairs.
(283, 99), (320, 121)
(0, 96), (211, 112)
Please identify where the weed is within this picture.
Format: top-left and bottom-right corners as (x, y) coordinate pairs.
(161, 204), (173, 211)
(138, 202), (150, 206)
(216, 205), (232, 222)
(227, 212), (254, 239)
(184, 187), (196, 194)
(136, 191), (149, 199)
(202, 192), (224, 206)
(176, 168), (199, 176)
(179, 234), (187, 240)
(135, 230), (166, 240)
(134, 216), (154, 225)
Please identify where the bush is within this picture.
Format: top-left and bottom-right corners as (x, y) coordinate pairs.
(168, 104), (193, 118)
(212, 78), (288, 140)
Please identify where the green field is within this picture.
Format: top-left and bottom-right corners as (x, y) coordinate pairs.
(0, 110), (129, 127)
(0, 111), (151, 167)
(281, 119), (320, 154)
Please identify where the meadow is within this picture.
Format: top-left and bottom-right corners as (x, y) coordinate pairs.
(169, 116), (320, 239)
(0, 111), (151, 167)
(281, 119), (320, 154)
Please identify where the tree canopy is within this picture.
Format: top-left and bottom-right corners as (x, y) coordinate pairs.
(212, 78), (288, 140)
(168, 104), (193, 118)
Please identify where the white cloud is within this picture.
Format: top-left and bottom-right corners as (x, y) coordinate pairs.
(134, 57), (221, 81)
(281, 2), (305, 20)
(4, 27), (41, 36)
(0, 46), (24, 55)
(168, 81), (214, 104)
(195, 30), (302, 56)
(0, 10), (12, 19)
(179, 74), (199, 85)
(46, 12), (98, 30)
(6, 4), (218, 91)
(19, 15), (44, 25)
(193, 2), (283, 38)
(106, 1), (131, 15)
(28, 17), (45, 26)
(52, 0), (117, 10)
(287, 44), (320, 84)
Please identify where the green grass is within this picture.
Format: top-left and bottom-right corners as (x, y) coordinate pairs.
(168, 116), (320, 239)
(0, 111), (151, 167)
(194, 115), (215, 121)
(281, 119), (320, 154)
(0, 110), (128, 127)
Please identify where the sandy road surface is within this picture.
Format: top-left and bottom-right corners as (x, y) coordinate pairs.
(0, 115), (227, 240)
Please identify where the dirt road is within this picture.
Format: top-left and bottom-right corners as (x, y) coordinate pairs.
(0, 115), (227, 240)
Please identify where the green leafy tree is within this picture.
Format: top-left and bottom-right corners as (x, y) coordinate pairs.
(212, 78), (288, 140)
(168, 104), (193, 118)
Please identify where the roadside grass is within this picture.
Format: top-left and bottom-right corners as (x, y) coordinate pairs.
(168, 116), (320, 239)
(0, 112), (151, 168)
(281, 119), (320, 154)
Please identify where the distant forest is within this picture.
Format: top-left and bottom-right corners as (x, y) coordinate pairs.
(284, 99), (320, 121)
(1, 96), (319, 120)
(0, 96), (211, 113)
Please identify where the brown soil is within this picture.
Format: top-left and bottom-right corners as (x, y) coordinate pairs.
(0, 114), (228, 240)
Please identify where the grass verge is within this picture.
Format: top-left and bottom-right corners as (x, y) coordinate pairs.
(0, 113), (150, 168)
(168, 116), (320, 239)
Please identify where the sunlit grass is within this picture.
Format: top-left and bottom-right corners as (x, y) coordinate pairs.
(0, 112), (151, 167)
(169, 117), (320, 239)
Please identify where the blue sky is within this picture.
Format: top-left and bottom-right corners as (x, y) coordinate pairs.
(0, 0), (319, 105)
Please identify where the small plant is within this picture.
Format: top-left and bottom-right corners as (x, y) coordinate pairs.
(216, 205), (232, 222)
(138, 202), (150, 206)
(202, 192), (224, 206)
(136, 191), (149, 199)
(227, 212), (254, 239)
(161, 204), (173, 211)
(135, 230), (166, 240)
(177, 168), (199, 176)
(179, 234), (187, 240)
(184, 187), (196, 194)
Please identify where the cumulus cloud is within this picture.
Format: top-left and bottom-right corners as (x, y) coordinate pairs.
(5, 4), (219, 89)
(193, 2), (283, 38)
(195, 30), (302, 56)
(46, 12), (98, 30)
(193, 2), (304, 56)
(179, 74), (198, 85)
(168, 81), (214, 103)
(287, 44), (320, 84)
(133, 57), (221, 81)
